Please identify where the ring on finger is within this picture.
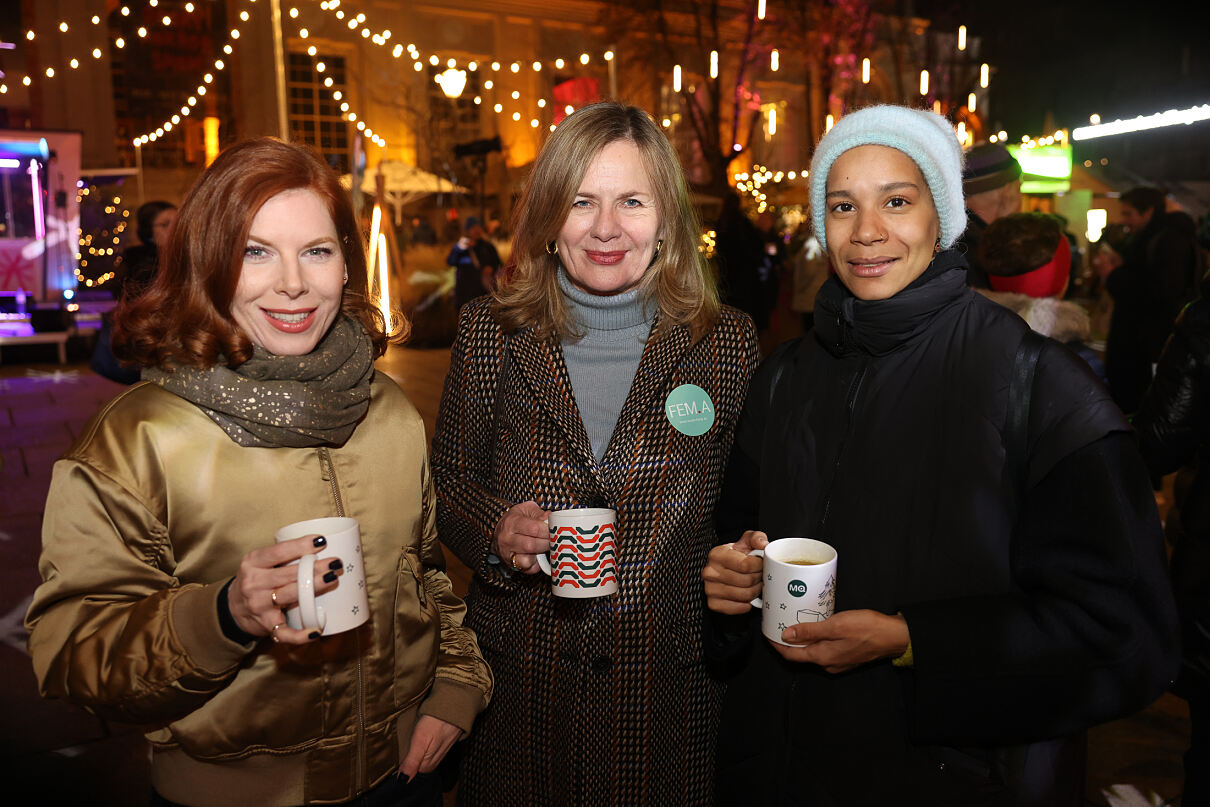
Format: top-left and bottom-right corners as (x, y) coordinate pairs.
(271, 623), (284, 643)
(271, 589), (279, 606)
(509, 551), (521, 571)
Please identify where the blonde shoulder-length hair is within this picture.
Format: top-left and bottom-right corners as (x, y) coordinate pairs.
(493, 102), (720, 341)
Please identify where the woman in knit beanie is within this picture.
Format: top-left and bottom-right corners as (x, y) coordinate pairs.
(704, 105), (1178, 805)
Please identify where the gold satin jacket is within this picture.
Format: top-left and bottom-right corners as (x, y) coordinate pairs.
(26, 371), (492, 806)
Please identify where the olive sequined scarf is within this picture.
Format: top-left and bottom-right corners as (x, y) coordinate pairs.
(143, 316), (374, 448)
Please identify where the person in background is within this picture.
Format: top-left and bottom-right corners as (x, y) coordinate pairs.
(410, 215), (438, 246)
(956, 142), (1022, 289)
(92, 200), (179, 384)
(411, 217), (440, 246)
(1132, 268), (1210, 807)
(1086, 224), (1130, 345)
(754, 209), (787, 350)
(447, 215), (501, 312)
(432, 102), (758, 806)
(978, 211), (1108, 385)
(703, 105), (1178, 806)
(787, 216), (830, 334)
(117, 200), (178, 300)
(27, 138), (491, 807)
(715, 191), (777, 344)
(1105, 187), (1203, 415)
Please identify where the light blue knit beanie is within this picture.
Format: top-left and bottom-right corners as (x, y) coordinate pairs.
(809, 105), (967, 251)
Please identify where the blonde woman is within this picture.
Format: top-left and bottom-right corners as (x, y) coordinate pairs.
(432, 102), (759, 805)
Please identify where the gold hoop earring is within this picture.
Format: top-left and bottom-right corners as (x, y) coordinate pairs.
(545, 241), (559, 255)
(649, 238), (663, 265)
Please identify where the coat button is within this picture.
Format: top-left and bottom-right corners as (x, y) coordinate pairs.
(591, 655), (611, 673)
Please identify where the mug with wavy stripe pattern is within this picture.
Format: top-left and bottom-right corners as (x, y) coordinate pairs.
(536, 508), (619, 598)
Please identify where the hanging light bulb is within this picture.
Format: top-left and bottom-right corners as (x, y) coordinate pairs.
(436, 68), (467, 99)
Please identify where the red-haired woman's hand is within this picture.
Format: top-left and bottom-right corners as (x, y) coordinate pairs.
(226, 534), (342, 644)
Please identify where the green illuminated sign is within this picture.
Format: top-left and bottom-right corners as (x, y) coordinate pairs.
(1007, 144), (1072, 193)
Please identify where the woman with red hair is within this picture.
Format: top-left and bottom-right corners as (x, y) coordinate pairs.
(26, 138), (492, 807)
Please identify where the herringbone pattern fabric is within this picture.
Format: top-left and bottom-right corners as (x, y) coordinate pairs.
(433, 297), (758, 806)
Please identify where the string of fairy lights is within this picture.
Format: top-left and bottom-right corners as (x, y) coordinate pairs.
(12, 0), (1074, 212)
(4, 1), (205, 95)
(73, 186), (131, 288)
(132, 3), (253, 146)
(13, 2), (999, 158)
(293, 0), (618, 144)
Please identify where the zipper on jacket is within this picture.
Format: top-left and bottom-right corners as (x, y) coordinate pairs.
(317, 447), (346, 517)
(316, 447), (364, 789)
(817, 360), (867, 536)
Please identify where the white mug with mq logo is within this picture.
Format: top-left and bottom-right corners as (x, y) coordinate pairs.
(749, 537), (837, 646)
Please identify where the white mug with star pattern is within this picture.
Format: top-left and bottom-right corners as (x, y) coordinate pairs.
(275, 517), (369, 636)
(749, 537), (837, 646)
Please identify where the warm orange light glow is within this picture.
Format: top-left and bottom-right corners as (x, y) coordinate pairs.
(204, 116), (220, 166)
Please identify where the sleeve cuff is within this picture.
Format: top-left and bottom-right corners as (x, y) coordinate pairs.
(417, 678), (489, 735)
(170, 580), (257, 675)
(891, 640), (915, 668)
(217, 578), (260, 645)
(890, 610), (914, 668)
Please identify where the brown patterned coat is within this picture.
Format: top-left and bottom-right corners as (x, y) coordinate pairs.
(433, 296), (758, 806)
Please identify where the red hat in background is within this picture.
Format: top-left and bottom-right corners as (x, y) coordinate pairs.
(979, 212), (1071, 299)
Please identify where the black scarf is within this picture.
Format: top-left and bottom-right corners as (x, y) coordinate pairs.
(814, 249), (971, 357)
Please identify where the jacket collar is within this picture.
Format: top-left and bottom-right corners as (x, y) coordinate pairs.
(814, 248), (972, 357)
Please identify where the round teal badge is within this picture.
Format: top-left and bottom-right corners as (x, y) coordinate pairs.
(665, 384), (715, 436)
(786, 579), (808, 598)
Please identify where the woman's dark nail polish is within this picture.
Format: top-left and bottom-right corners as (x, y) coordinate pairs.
(323, 571), (337, 583)
(313, 535), (327, 547)
(308, 631), (320, 640)
(328, 559), (342, 571)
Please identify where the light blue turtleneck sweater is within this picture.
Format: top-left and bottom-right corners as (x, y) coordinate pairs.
(558, 270), (656, 462)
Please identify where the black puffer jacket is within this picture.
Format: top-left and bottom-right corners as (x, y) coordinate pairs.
(712, 250), (1179, 806)
(1105, 211), (1203, 414)
(1134, 290), (1210, 698)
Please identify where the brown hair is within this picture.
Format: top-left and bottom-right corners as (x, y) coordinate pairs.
(978, 212), (1063, 276)
(113, 137), (403, 369)
(493, 102), (719, 341)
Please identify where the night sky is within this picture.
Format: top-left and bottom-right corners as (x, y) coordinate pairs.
(909, 0), (1210, 138)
